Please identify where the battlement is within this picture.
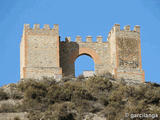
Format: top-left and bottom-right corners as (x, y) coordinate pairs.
(24, 24), (59, 30)
(63, 35), (105, 43)
(108, 24), (140, 39)
(110, 24), (140, 33)
(23, 24), (59, 35)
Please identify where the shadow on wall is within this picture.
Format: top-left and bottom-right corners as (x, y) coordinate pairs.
(60, 37), (79, 77)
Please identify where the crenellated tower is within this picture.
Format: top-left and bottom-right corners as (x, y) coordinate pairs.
(20, 24), (62, 79)
(108, 24), (145, 82)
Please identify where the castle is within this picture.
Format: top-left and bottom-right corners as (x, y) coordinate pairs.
(20, 24), (145, 82)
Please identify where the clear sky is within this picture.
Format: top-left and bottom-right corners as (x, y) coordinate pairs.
(0, 0), (160, 86)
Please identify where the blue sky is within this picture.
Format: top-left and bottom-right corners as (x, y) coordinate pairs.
(0, 0), (160, 86)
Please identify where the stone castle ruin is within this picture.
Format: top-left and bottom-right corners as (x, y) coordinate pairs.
(20, 24), (145, 82)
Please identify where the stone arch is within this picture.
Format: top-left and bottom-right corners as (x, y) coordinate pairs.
(74, 54), (95, 77)
(70, 47), (101, 64)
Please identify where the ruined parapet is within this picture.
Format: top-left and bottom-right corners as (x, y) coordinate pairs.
(23, 24), (59, 35)
(62, 36), (106, 43)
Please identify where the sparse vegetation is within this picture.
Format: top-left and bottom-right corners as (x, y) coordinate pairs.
(0, 103), (18, 113)
(0, 74), (160, 120)
(0, 88), (8, 100)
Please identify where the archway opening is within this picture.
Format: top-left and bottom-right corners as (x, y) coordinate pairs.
(75, 54), (95, 77)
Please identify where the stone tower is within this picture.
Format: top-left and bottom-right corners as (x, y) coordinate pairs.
(108, 24), (145, 82)
(20, 24), (145, 82)
(20, 24), (62, 79)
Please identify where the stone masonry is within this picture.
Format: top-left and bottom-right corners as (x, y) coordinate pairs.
(20, 24), (145, 82)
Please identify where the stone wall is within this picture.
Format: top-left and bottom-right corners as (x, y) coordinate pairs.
(20, 24), (145, 82)
(60, 36), (111, 76)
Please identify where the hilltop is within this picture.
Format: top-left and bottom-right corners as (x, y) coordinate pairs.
(0, 74), (160, 120)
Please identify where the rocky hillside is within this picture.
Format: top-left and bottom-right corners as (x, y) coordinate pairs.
(0, 74), (160, 120)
